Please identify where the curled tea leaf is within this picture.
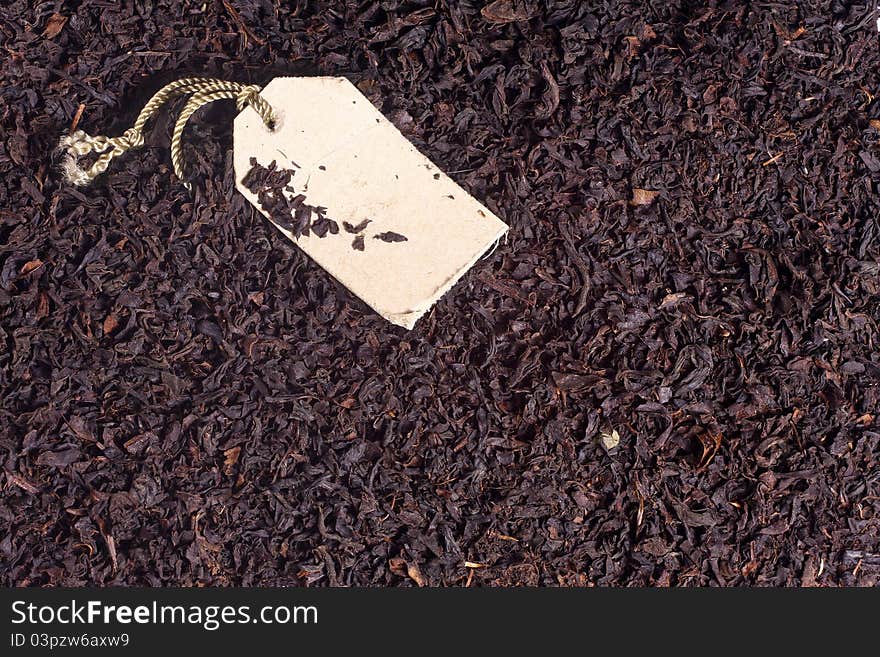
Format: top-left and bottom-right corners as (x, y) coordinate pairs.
(630, 188), (660, 206)
(600, 429), (620, 451)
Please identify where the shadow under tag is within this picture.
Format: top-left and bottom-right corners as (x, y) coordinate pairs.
(233, 77), (508, 329)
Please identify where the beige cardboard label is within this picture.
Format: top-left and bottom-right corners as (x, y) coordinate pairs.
(233, 77), (508, 329)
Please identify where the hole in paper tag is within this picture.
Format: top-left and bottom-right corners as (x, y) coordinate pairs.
(233, 77), (508, 329)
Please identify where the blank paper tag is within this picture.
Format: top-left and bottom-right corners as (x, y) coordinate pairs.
(233, 77), (508, 329)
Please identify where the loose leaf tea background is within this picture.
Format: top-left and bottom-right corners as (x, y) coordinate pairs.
(2, 1), (880, 586)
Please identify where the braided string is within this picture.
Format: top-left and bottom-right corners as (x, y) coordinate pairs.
(57, 78), (275, 188)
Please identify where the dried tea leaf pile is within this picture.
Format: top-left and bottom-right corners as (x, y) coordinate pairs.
(1, 1), (879, 586)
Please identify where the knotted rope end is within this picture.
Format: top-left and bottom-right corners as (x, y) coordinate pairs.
(57, 130), (97, 187)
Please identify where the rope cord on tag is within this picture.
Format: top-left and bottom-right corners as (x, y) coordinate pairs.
(57, 77), (276, 189)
